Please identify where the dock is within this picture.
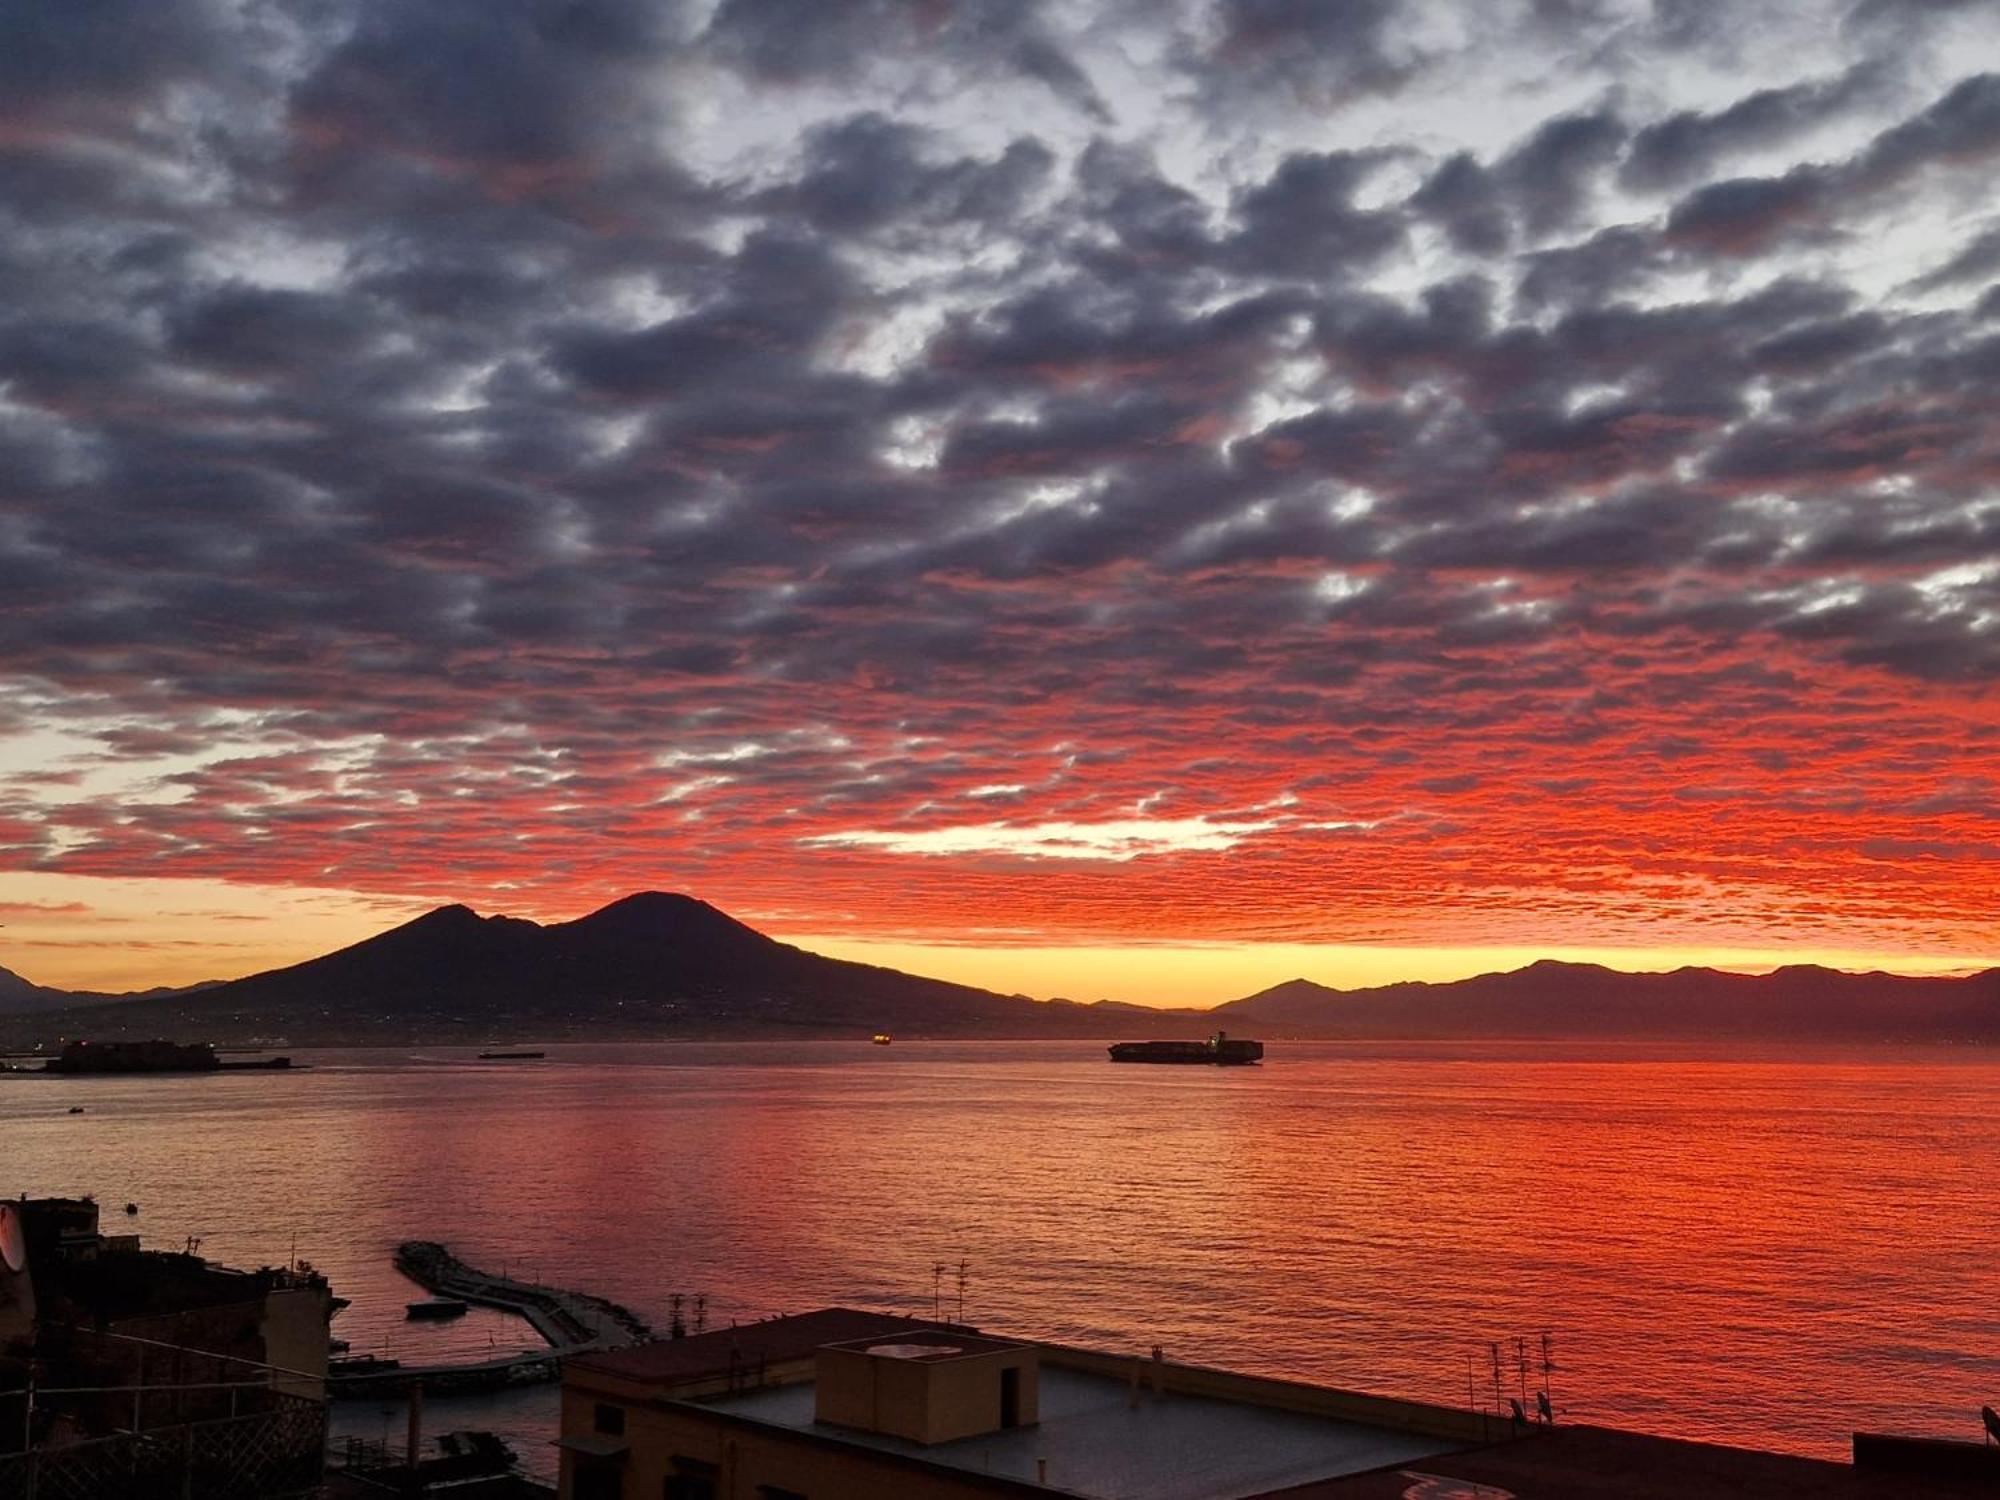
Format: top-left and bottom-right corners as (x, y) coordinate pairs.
(330, 1242), (651, 1399)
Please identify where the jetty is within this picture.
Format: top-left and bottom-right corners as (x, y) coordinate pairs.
(330, 1241), (650, 1399)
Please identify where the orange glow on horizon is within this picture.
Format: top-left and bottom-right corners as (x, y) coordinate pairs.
(3, 873), (1995, 1006)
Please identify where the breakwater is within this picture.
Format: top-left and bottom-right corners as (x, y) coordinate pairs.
(329, 1241), (651, 1398)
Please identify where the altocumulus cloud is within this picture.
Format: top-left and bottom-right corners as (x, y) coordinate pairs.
(1, 0), (1998, 959)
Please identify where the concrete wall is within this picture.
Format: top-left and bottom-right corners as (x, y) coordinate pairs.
(570, 1354), (820, 1409)
(920, 1348), (1039, 1443)
(558, 1392), (1052, 1500)
(815, 1343), (926, 1441)
(814, 1344), (1039, 1445)
(1042, 1345), (1506, 1444)
(260, 1284), (332, 1400)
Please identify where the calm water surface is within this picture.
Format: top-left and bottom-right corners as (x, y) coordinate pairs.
(6, 1039), (1998, 1479)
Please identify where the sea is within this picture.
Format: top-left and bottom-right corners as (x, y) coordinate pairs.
(6, 1039), (1999, 1483)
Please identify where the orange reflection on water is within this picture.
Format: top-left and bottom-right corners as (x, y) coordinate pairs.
(9, 1039), (1999, 1461)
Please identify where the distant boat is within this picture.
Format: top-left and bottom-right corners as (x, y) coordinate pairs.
(1109, 1030), (1264, 1066)
(406, 1298), (469, 1321)
(477, 1050), (545, 1060)
(871, 1033), (893, 1046)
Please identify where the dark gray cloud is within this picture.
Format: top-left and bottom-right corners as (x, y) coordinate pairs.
(553, 231), (853, 399)
(1909, 221), (2000, 290)
(1410, 108), (1626, 254)
(704, 0), (1108, 120)
(1225, 151), (1406, 276)
(1660, 72), (2000, 258)
(0, 0), (238, 105)
(1622, 63), (1886, 192)
(759, 114), (1054, 238)
(294, 0), (690, 171)
(1195, 0), (1416, 104)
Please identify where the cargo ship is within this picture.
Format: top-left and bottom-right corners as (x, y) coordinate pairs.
(1108, 1031), (1263, 1065)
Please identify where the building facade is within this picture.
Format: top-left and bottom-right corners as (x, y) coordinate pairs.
(556, 1308), (1492, 1500)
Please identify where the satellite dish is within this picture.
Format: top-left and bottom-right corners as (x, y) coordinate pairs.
(0, 1205), (25, 1274)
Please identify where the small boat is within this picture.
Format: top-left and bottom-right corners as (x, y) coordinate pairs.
(477, 1050), (546, 1060)
(406, 1298), (470, 1320)
(871, 1033), (893, 1046)
(328, 1337), (351, 1354)
(1109, 1030), (1264, 1066)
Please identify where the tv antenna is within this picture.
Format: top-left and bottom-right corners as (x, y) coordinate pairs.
(955, 1256), (969, 1323)
(931, 1261), (946, 1320)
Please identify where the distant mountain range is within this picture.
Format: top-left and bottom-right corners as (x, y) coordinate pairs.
(1216, 961), (2000, 1041)
(3, 894), (1997, 1046)
(0, 893), (1215, 1045)
(0, 963), (213, 1016)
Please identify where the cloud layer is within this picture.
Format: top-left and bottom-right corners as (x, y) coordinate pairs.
(2, 0), (1998, 968)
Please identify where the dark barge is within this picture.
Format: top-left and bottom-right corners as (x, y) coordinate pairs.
(39, 1040), (294, 1074)
(1109, 1031), (1264, 1065)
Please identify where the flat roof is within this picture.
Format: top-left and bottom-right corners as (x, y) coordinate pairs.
(571, 1308), (970, 1386)
(826, 1331), (1027, 1363)
(703, 1363), (1460, 1500)
(1262, 1424), (2000, 1500)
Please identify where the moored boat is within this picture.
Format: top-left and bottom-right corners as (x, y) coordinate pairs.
(1109, 1030), (1263, 1065)
(406, 1298), (469, 1320)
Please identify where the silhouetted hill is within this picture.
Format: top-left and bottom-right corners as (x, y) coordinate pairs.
(11, 903), (2000, 1046)
(0, 963), (210, 1017)
(1216, 960), (2000, 1041)
(0, 963), (55, 1011)
(5, 893), (1219, 1045)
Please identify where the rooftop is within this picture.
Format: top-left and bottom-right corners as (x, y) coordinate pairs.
(571, 1307), (969, 1386)
(1272, 1423), (2000, 1500)
(574, 1309), (2000, 1498)
(825, 1330), (1025, 1363)
(705, 1363), (1459, 1500)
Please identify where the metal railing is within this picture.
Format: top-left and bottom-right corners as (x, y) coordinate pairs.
(0, 1392), (326, 1500)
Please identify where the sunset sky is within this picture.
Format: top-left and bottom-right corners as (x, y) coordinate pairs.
(4, 0), (2000, 1003)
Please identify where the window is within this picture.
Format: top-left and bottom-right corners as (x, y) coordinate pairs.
(593, 1402), (626, 1436)
(665, 1456), (719, 1500)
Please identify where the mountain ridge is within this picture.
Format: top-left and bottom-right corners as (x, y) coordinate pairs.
(0, 892), (1218, 1045)
(0, 961), (221, 1017)
(1215, 960), (2000, 1039)
(5, 895), (1998, 1045)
